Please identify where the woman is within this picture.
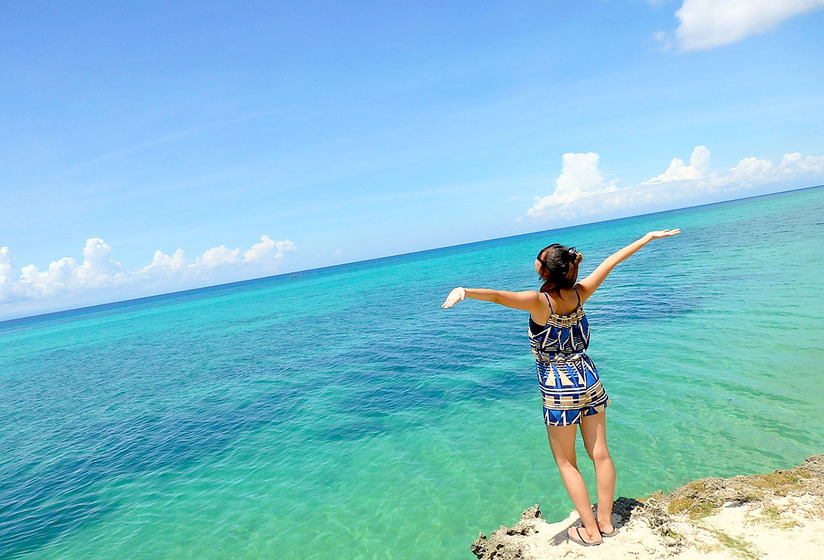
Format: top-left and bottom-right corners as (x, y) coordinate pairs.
(441, 229), (680, 546)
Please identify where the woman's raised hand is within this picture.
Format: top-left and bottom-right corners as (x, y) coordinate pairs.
(645, 229), (681, 240)
(441, 287), (466, 309)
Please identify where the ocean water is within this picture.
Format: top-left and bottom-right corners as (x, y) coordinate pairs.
(1, 186), (823, 560)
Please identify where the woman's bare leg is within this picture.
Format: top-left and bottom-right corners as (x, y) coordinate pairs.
(580, 412), (616, 534)
(546, 424), (603, 543)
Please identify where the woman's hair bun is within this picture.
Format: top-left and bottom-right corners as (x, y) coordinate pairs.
(537, 243), (582, 292)
(569, 249), (582, 266)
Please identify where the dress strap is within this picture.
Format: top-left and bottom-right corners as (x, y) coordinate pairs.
(574, 287), (581, 308)
(543, 291), (554, 314)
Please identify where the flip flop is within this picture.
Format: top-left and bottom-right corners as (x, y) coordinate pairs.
(600, 527), (619, 538)
(568, 527), (602, 547)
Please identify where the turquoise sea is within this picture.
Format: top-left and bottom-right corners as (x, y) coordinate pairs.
(1, 186), (823, 559)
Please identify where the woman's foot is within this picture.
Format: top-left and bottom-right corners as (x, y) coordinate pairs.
(567, 526), (603, 546)
(593, 503), (616, 536)
(597, 519), (616, 537)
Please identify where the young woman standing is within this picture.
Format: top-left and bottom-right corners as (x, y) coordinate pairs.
(441, 229), (680, 546)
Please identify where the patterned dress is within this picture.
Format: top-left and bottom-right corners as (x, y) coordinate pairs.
(528, 290), (610, 426)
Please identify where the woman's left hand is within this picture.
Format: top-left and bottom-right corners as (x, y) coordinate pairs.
(441, 287), (466, 309)
(645, 228), (681, 240)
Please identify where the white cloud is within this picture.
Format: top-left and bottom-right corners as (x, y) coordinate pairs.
(528, 153), (618, 218)
(729, 156), (774, 186)
(781, 152), (824, 175)
(79, 238), (122, 284)
(642, 146), (710, 184)
(145, 248), (187, 272)
(198, 245), (243, 267)
(9, 238), (129, 299)
(724, 151), (824, 186)
(658, 0), (824, 51)
(527, 147), (824, 222)
(0, 235), (295, 319)
(243, 235), (296, 263)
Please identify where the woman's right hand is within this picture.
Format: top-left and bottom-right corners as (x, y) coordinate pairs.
(645, 229), (681, 240)
(441, 287), (466, 309)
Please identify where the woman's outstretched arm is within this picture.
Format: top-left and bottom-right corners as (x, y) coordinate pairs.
(576, 229), (680, 302)
(441, 288), (543, 312)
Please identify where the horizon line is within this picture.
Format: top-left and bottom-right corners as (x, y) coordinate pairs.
(2, 182), (821, 327)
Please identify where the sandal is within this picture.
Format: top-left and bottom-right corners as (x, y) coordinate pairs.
(568, 527), (602, 547)
(594, 505), (618, 537)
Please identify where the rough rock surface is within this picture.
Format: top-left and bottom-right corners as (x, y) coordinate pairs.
(471, 455), (824, 560)
(470, 505), (545, 560)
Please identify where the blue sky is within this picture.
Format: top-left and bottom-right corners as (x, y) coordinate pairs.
(2, 0), (824, 320)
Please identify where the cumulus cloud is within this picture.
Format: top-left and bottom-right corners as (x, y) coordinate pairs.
(9, 238), (128, 299)
(781, 152), (824, 174)
(643, 146), (710, 184)
(80, 238), (122, 283)
(658, 0), (824, 51)
(244, 235), (295, 263)
(145, 248), (187, 272)
(198, 245), (243, 267)
(528, 153), (618, 217)
(729, 151), (824, 185)
(0, 235), (295, 319)
(527, 147), (824, 221)
(644, 148), (824, 189)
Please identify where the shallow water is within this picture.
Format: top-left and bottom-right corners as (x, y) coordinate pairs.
(1, 186), (823, 559)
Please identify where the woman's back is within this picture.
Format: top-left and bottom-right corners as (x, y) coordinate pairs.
(529, 288), (590, 356)
(540, 286), (583, 316)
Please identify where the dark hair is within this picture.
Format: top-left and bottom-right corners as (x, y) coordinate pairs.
(536, 244), (582, 293)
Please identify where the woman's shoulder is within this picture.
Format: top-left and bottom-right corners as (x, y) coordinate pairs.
(573, 282), (593, 304)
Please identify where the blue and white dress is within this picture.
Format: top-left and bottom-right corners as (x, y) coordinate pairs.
(528, 289), (610, 426)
